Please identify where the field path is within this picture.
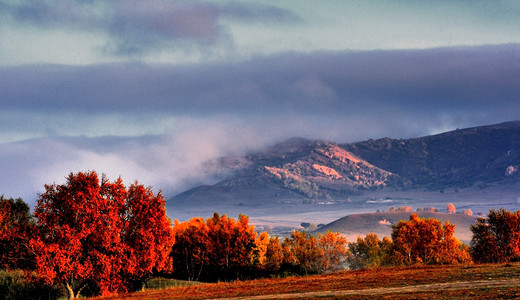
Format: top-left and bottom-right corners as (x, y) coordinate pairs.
(216, 278), (520, 299)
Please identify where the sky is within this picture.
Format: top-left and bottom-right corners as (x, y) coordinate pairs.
(1, 0), (519, 206)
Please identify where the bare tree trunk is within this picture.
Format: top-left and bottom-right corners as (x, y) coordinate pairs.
(65, 282), (86, 300)
(66, 283), (76, 300)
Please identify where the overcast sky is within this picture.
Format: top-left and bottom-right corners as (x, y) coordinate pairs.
(1, 0), (519, 205)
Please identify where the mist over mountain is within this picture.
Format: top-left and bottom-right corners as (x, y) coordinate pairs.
(169, 121), (520, 209)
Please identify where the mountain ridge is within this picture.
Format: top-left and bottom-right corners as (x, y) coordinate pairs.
(169, 121), (520, 207)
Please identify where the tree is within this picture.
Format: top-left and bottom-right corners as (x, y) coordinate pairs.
(171, 217), (209, 281)
(447, 203), (456, 214)
(470, 208), (520, 263)
(31, 171), (173, 299)
(205, 213), (257, 281)
(348, 233), (392, 270)
(171, 213), (258, 282)
(281, 231), (348, 274)
(390, 214), (470, 266)
(120, 183), (174, 290)
(262, 236), (284, 273)
(284, 231), (323, 275)
(0, 196), (35, 270)
(318, 231), (348, 272)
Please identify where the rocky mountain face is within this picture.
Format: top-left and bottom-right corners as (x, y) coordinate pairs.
(170, 121), (520, 206)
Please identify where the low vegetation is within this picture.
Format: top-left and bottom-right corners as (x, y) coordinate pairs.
(2, 171), (520, 299)
(95, 263), (520, 299)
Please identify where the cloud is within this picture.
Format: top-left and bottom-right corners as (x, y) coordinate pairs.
(0, 0), (104, 29)
(1, 44), (519, 120)
(219, 2), (302, 23)
(1, 44), (519, 205)
(0, 116), (301, 207)
(105, 1), (224, 56)
(0, 0), (301, 57)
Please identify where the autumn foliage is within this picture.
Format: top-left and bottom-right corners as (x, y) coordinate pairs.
(280, 231), (348, 274)
(171, 213), (257, 282)
(7, 169), (520, 299)
(347, 233), (392, 269)
(0, 196), (35, 270)
(31, 171), (173, 299)
(470, 208), (520, 263)
(171, 214), (348, 281)
(390, 214), (471, 265)
(347, 214), (471, 269)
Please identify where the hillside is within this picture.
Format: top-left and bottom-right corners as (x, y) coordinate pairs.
(316, 211), (478, 242)
(172, 138), (408, 207)
(342, 121), (520, 189)
(169, 121), (520, 208)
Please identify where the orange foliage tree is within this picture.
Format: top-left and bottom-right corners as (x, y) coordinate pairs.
(0, 196), (35, 270)
(318, 231), (349, 272)
(31, 171), (173, 299)
(390, 214), (470, 265)
(470, 208), (520, 263)
(261, 236), (284, 273)
(282, 231), (323, 274)
(282, 230), (348, 274)
(172, 215), (349, 280)
(170, 217), (208, 281)
(447, 203), (456, 214)
(171, 213), (258, 282)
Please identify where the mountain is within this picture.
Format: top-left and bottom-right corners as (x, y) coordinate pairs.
(169, 121), (520, 207)
(342, 121), (520, 189)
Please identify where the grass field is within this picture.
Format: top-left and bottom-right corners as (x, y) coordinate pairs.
(95, 263), (520, 299)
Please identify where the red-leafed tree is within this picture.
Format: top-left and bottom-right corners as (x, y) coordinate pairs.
(31, 171), (173, 299)
(171, 213), (257, 282)
(171, 217), (209, 281)
(0, 196), (35, 270)
(470, 208), (520, 263)
(122, 183), (175, 289)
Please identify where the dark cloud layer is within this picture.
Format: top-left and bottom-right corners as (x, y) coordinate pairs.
(2, 44), (519, 124)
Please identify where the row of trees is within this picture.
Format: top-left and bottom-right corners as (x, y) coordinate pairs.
(378, 203), (473, 215)
(171, 214), (347, 282)
(348, 208), (520, 269)
(348, 214), (471, 269)
(2, 171), (520, 299)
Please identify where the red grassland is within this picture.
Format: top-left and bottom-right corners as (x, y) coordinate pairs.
(96, 263), (520, 299)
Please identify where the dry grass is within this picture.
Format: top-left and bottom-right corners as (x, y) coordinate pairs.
(95, 263), (520, 299)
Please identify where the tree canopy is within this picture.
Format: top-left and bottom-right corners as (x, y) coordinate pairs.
(470, 208), (520, 263)
(390, 214), (470, 265)
(0, 196), (35, 270)
(31, 171), (173, 299)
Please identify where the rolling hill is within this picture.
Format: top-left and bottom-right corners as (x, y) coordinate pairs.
(315, 211), (478, 243)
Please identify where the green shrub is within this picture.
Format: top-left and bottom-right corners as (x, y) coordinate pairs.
(0, 269), (61, 300)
